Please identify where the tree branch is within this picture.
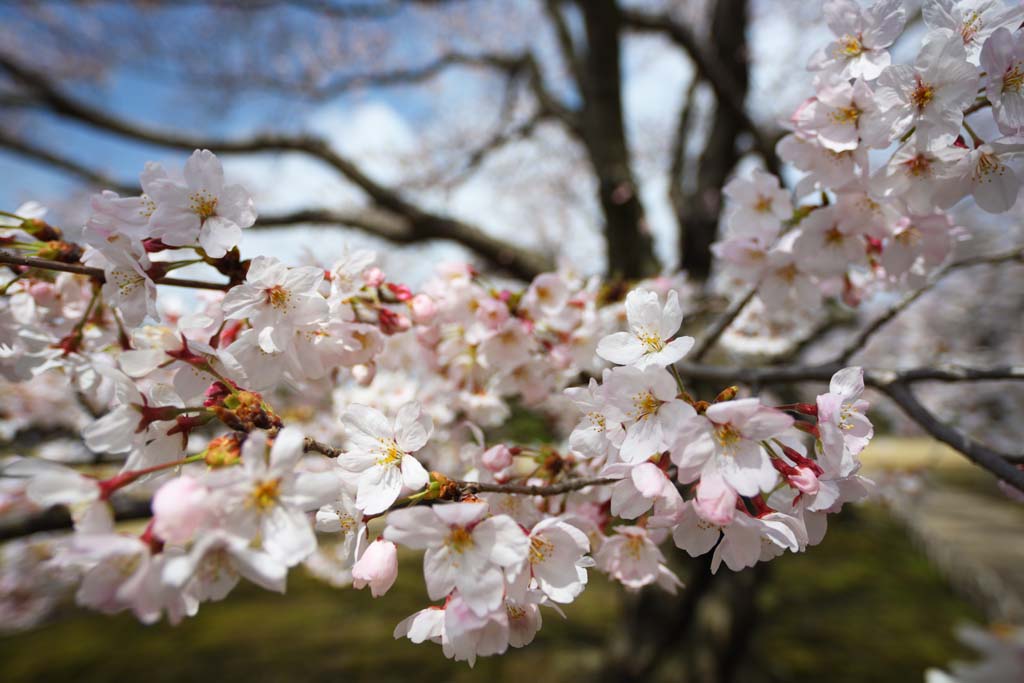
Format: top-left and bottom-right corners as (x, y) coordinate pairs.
(0, 54), (553, 280)
(0, 495), (150, 542)
(835, 247), (1024, 363)
(574, 0), (659, 279)
(0, 253), (231, 291)
(620, 7), (779, 173)
(0, 131), (136, 195)
(878, 382), (1024, 490)
(677, 361), (1024, 482)
(689, 286), (756, 362)
(456, 476), (617, 496)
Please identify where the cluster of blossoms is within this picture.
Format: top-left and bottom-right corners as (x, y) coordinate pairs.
(0, 0), (1020, 666)
(715, 0), (1024, 341)
(0, 149), (875, 662)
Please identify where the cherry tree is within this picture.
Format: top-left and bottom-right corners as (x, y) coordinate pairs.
(0, 1), (1023, 681)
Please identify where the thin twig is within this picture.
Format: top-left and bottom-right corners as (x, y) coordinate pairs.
(455, 477), (618, 496)
(0, 253), (230, 291)
(834, 247), (1024, 363)
(689, 286), (756, 361)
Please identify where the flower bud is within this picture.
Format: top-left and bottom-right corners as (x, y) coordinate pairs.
(378, 308), (411, 335)
(409, 294), (437, 324)
(695, 483), (736, 526)
(152, 476), (211, 544)
(363, 267), (385, 288)
(481, 444), (513, 472)
(352, 538), (398, 598)
(204, 433), (242, 467)
(789, 466), (820, 496)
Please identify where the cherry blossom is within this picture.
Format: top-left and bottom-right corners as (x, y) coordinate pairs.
(809, 0), (907, 80)
(981, 27), (1024, 135)
(337, 402), (432, 514)
(144, 149), (256, 258)
(872, 29), (979, 142)
(382, 502), (528, 615)
(596, 288), (694, 368)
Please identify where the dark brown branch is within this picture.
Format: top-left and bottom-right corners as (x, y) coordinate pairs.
(543, 0), (586, 96)
(621, 6), (779, 172)
(575, 0), (659, 279)
(0, 253), (231, 291)
(667, 75), (700, 228)
(0, 55), (553, 281)
(689, 286), (756, 361)
(676, 361), (1024, 387)
(303, 437), (343, 458)
(676, 361), (1024, 481)
(878, 382), (1024, 491)
(0, 495), (150, 542)
(314, 52), (526, 97)
(0, 131), (136, 195)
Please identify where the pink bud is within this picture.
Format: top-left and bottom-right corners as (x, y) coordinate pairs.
(694, 483), (736, 526)
(352, 538), (398, 597)
(409, 294), (437, 324)
(790, 467), (820, 496)
(378, 308), (411, 335)
(481, 444), (513, 472)
(363, 267), (385, 288)
(152, 476), (210, 544)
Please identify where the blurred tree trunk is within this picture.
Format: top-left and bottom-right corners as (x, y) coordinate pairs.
(575, 0), (660, 280)
(675, 0), (750, 281)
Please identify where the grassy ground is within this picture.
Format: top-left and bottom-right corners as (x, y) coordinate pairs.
(0, 503), (982, 683)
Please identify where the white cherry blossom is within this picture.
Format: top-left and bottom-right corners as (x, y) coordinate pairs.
(337, 402), (432, 514)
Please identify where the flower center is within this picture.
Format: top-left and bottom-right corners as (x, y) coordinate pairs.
(376, 438), (403, 466)
(715, 423), (743, 453)
(910, 78), (935, 111)
(904, 154), (932, 177)
(837, 34), (863, 57)
(138, 195), (157, 219)
(1004, 65), (1024, 93)
(446, 527), (474, 553)
(960, 11), (983, 45)
(264, 284), (291, 311)
(824, 226), (846, 246)
(189, 190), (219, 220)
(830, 105), (861, 125)
(974, 151), (1004, 180)
(624, 534), (645, 559)
(529, 535), (555, 564)
(632, 391), (661, 420)
(776, 263), (798, 283)
(637, 328), (665, 352)
(506, 604), (527, 620)
(110, 268), (145, 296)
(754, 195), (773, 213)
(249, 478), (281, 510)
(894, 225), (922, 246)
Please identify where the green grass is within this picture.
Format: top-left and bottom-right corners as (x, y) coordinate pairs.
(749, 506), (983, 683)
(0, 504), (983, 683)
